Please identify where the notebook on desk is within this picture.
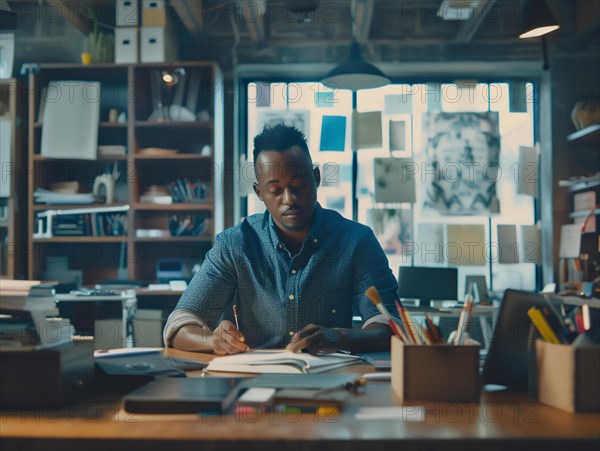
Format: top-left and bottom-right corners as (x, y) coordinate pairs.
(123, 377), (246, 414)
(206, 350), (360, 374)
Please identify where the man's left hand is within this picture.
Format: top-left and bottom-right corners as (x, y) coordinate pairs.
(286, 324), (347, 353)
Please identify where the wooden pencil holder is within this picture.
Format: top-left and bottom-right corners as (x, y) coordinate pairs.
(391, 336), (480, 403)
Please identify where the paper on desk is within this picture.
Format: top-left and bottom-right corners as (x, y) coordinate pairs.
(94, 347), (162, 358)
(355, 406), (425, 421)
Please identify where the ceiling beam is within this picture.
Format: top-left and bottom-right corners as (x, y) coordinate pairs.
(242, 0), (265, 43)
(52, 0), (92, 35)
(171, 0), (205, 36)
(351, 0), (375, 44)
(454, 0), (497, 43)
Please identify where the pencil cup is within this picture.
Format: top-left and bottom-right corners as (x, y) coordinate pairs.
(391, 336), (480, 403)
(534, 340), (600, 413)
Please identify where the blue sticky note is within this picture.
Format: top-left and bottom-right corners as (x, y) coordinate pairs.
(320, 116), (346, 151)
(316, 91), (335, 108)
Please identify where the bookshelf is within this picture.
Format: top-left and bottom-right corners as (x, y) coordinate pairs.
(0, 79), (25, 279)
(27, 63), (224, 286)
(558, 122), (600, 288)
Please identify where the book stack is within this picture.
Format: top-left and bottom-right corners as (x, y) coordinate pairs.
(168, 215), (207, 237)
(168, 179), (210, 203)
(48, 212), (128, 237)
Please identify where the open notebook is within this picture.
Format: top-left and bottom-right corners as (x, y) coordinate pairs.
(206, 350), (360, 374)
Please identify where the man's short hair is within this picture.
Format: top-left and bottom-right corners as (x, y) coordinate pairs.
(253, 124), (311, 163)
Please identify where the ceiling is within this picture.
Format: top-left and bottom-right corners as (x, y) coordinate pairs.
(8, 0), (600, 71)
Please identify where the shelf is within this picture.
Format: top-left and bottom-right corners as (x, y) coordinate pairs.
(134, 154), (211, 160)
(33, 203), (129, 211)
(133, 236), (212, 243)
(135, 120), (212, 129)
(33, 236), (127, 243)
(569, 209), (600, 219)
(567, 124), (600, 142)
(133, 203), (213, 211)
(33, 154), (127, 162)
(559, 174), (600, 192)
(34, 122), (127, 129)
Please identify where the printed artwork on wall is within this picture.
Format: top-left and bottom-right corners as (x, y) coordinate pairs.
(256, 109), (310, 142)
(367, 208), (413, 256)
(423, 111), (500, 215)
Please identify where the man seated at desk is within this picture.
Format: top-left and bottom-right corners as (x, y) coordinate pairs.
(164, 124), (399, 355)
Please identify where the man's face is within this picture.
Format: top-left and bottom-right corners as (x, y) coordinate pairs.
(253, 145), (320, 234)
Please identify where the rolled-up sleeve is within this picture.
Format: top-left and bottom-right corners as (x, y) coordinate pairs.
(163, 309), (211, 347)
(352, 227), (400, 324)
(162, 232), (238, 347)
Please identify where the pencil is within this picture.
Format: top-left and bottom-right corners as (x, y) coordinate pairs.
(233, 304), (240, 330)
(365, 286), (404, 342)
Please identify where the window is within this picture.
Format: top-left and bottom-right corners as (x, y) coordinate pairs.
(242, 80), (538, 295)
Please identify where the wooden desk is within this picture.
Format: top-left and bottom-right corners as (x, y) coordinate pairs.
(1, 349), (599, 451)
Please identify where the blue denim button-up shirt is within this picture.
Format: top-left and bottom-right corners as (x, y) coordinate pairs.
(165, 203), (398, 348)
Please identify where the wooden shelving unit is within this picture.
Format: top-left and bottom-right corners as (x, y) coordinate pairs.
(0, 79), (25, 279)
(26, 63), (224, 286)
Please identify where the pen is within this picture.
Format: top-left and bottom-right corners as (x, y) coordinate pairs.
(233, 304), (240, 330)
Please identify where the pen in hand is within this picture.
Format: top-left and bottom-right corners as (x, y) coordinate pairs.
(233, 304), (240, 330)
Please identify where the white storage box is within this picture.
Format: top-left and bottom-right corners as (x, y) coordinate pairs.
(140, 26), (177, 63)
(115, 27), (139, 63)
(116, 0), (139, 26)
(142, 0), (167, 27)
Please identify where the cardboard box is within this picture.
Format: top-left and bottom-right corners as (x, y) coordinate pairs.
(535, 340), (600, 413)
(391, 336), (480, 403)
(140, 26), (178, 63)
(142, 0), (167, 27)
(115, 27), (139, 64)
(116, 0), (139, 26)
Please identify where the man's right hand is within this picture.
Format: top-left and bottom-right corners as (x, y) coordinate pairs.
(212, 320), (249, 355)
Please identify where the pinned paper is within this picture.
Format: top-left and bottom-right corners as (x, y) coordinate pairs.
(41, 81), (100, 160)
(0, 119), (12, 197)
(255, 82), (271, 107)
(574, 191), (596, 212)
(367, 208), (413, 256)
(238, 154), (256, 197)
(389, 120), (407, 151)
(446, 224), (486, 266)
(425, 83), (442, 111)
(384, 94), (412, 115)
(316, 91), (335, 108)
(352, 111), (382, 150)
(497, 224), (519, 264)
(521, 224), (541, 264)
(509, 81), (528, 113)
(558, 224), (582, 258)
(256, 109), (310, 142)
(373, 158), (416, 204)
(516, 145), (539, 197)
(319, 116), (346, 151)
(416, 223), (444, 265)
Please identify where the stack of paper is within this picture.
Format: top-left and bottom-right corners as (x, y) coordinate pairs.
(207, 350), (360, 374)
(34, 188), (95, 205)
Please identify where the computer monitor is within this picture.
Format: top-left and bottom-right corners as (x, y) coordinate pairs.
(481, 289), (561, 390)
(397, 266), (458, 307)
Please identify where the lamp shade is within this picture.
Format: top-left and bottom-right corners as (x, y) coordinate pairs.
(321, 42), (390, 91)
(518, 0), (560, 39)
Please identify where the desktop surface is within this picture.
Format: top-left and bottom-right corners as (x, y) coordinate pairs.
(1, 349), (599, 451)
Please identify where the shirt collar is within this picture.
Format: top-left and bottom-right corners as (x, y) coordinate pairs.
(267, 202), (324, 251)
